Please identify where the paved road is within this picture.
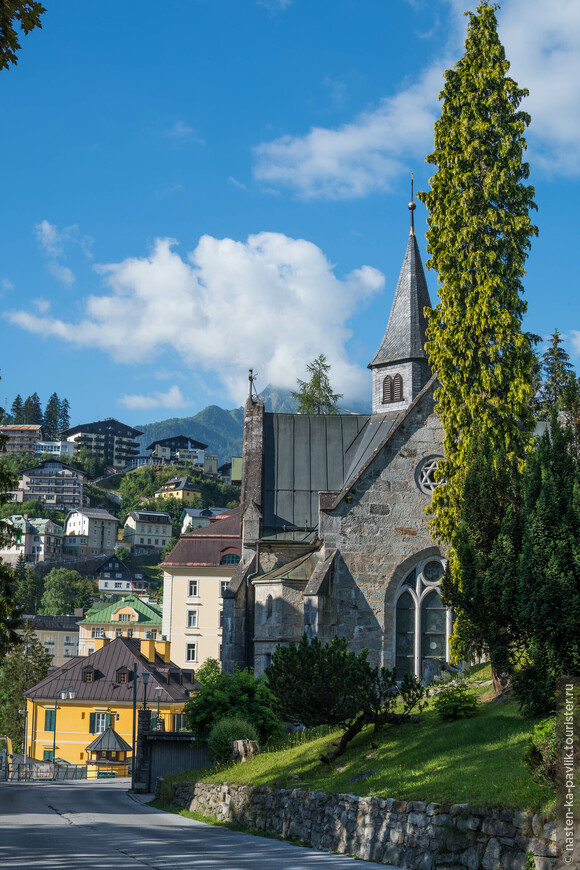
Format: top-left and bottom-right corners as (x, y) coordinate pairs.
(0, 779), (400, 869)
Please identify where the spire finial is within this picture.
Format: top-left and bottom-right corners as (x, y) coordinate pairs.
(409, 172), (416, 236)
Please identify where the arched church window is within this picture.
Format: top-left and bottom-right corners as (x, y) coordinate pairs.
(393, 557), (449, 680)
(382, 376), (393, 404)
(265, 594), (273, 622)
(395, 591), (415, 675)
(393, 373), (403, 402)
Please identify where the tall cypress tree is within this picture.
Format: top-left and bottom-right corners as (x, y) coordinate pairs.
(418, 2), (538, 545)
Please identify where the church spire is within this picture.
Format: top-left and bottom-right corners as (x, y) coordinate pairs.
(368, 198), (433, 414)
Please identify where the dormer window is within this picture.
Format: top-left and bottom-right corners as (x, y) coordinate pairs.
(82, 667), (95, 683)
(116, 668), (129, 683)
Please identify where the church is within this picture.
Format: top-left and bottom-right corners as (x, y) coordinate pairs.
(222, 203), (451, 681)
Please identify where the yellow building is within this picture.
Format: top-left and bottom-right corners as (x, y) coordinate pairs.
(77, 595), (162, 656)
(24, 636), (195, 766)
(160, 508), (241, 669)
(154, 476), (201, 505)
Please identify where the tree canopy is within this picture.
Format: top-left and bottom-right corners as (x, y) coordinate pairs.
(418, 1), (538, 549)
(292, 354), (343, 415)
(38, 568), (95, 616)
(0, 1), (45, 71)
(0, 626), (51, 752)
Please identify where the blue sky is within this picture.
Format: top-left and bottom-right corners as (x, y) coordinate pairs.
(1, 0), (579, 429)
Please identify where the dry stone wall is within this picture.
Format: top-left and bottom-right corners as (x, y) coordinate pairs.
(158, 779), (559, 870)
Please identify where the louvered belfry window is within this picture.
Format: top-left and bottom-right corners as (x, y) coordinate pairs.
(393, 374), (403, 402)
(382, 376), (393, 403)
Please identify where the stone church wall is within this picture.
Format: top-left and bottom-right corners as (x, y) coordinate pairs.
(321, 386), (445, 668)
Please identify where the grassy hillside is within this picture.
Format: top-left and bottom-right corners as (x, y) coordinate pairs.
(162, 666), (554, 813)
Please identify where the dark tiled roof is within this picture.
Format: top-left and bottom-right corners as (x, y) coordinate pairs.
(23, 615), (81, 632)
(62, 419), (143, 438)
(127, 511), (172, 524)
(86, 725), (131, 753)
(369, 232), (432, 367)
(146, 435), (208, 451)
(24, 636), (196, 705)
(161, 507), (242, 567)
(67, 508), (119, 522)
(261, 413), (369, 538)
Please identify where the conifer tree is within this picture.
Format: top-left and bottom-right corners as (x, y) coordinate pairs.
(10, 394), (24, 424)
(418, 2), (538, 547)
(0, 627), (51, 752)
(292, 354), (343, 415)
(42, 392), (60, 441)
(22, 392), (43, 426)
(57, 396), (70, 436)
(538, 330), (574, 416)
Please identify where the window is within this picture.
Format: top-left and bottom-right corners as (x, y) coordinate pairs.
(393, 373), (403, 402)
(219, 609), (224, 628)
(43, 749), (54, 761)
(83, 669), (94, 683)
(173, 713), (187, 731)
(265, 594), (273, 622)
(115, 573), (122, 578)
(103, 572), (110, 578)
(91, 628), (105, 639)
(416, 456), (443, 495)
(117, 669), (129, 683)
(220, 580), (229, 597)
(188, 580), (199, 597)
(115, 582), (122, 588)
(220, 553), (240, 565)
(89, 712), (108, 733)
(127, 628), (133, 638)
(186, 643), (197, 662)
(115, 628), (123, 638)
(382, 375), (393, 404)
(187, 610), (198, 628)
(118, 613), (131, 622)
(44, 709), (56, 732)
(394, 559), (449, 680)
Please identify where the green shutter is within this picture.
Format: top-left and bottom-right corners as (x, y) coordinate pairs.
(44, 709), (56, 732)
(105, 713), (110, 729)
(89, 713), (96, 733)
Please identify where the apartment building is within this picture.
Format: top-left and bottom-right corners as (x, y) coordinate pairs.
(62, 418), (143, 469)
(123, 510), (173, 554)
(12, 460), (89, 512)
(0, 515), (63, 565)
(77, 595), (162, 655)
(0, 424), (43, 454)
(64, 508), (120, 558)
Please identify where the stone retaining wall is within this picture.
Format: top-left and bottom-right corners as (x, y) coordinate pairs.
(157, 779), (559, 870)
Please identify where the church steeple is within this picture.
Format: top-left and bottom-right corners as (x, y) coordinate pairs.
(369, 199), (432, 414)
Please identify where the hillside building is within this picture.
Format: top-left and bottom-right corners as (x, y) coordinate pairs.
(10, 460), (89, 512)
(62, 418), (143, 469)
(64, 508), (120, 558)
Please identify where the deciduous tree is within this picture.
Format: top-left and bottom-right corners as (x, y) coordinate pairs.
(0, 1), (45, 71)
(0, 626), (51, 752)
(38, 568), (94, 615)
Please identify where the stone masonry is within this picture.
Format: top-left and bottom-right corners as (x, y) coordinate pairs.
(159, 779), (560, 870)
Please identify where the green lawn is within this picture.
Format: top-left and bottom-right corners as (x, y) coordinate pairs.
(166, 666), (554, 813)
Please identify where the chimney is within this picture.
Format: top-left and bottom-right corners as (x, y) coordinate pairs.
(140, 638), (156, 663)
(155, 638), (171, 664)
(93, 637), (111, 651)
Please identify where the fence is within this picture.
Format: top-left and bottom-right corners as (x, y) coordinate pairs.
(7, 762), (130, 782)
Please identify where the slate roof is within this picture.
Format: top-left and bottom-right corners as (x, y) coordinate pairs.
(66, 507), (119, 522)
(126, 510), (172, 524)
(24, 636), (196, 705)
(23, 615), (81, 632)
(146, 435), (208, 451)
(156, 476), (201, 493)
(62, 419), (143, 438)
(261, 413), (369, 539)
(86, 725), (131, 753)
(161, 506), (242, 567)
(78, 594), (162, 626)
(369, 232), (432, 367)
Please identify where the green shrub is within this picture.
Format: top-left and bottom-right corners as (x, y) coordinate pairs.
(208, 717), (259, 764)
(523, 717), (558, 786)
(433, 683), (479, 720)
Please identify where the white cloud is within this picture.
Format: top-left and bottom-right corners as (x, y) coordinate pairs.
(34, 219), (94, 286)
(1, 278), (14, 292)
(164, 121), (204, 144)
(48, 261), (75, 287)
(33, 297), (51, 314)
(6, 233), (384, 404)
(569, 331), (580, 357)
(253, 0), (580, 199)
(119, 385), (188, 410)
(228, 176), (247, 190)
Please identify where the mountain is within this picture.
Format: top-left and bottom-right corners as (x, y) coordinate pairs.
(136, 386), (371, 464)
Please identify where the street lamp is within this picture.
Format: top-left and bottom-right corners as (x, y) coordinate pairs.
(18, 709), (27, 771)
(141, 671), (150, 711)
(52, 687), (75, 765)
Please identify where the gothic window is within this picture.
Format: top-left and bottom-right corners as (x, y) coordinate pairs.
(393, 557), (449, 680)
(265, 594), (273, 622)
(416, 456), (443, 494)
(393, 373), (403, 402)
(382, 376), (393, 404)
